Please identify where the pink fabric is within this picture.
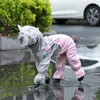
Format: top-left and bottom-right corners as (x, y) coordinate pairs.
(48, 34), (72, 54)
(53, 53), (66, 79)
(43, 38), (60, 51)
(71, 89), (84, 100)
(53, 88), (64, 100)
(75, 68), (85, 79)
(46, 34), (85, 79)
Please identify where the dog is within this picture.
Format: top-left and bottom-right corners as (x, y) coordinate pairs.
(17, 25), (85, 88)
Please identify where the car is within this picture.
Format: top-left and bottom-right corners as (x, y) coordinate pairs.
(50, 0), (100, 26)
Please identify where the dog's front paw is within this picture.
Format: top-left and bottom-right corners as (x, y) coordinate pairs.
(34, 82), (40, 88)
(45, 77), (50, 84)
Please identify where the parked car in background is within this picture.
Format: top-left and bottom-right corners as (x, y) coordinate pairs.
(50, 0), (100, 26)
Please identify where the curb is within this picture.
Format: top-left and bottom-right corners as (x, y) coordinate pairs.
(0, 30), (56, 50)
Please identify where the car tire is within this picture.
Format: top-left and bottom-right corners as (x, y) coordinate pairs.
(55, 19), (67, 24)
(85, 6), (100, 26)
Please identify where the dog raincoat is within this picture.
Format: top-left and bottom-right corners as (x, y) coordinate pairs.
(18, 25), (85, 85)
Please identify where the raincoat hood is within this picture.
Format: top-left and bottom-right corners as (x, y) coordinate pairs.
(18, 25), (43, 45)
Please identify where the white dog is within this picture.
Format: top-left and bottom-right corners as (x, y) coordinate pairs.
(17, 25), (85, 88)
(17, 25), (61, 88)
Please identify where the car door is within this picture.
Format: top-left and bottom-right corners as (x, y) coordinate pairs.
(66, 0), (84, 18)
(50, 0), (84, 18)
(50, 0), (68, 17)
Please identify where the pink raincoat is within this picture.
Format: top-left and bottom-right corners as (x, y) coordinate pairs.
(43, 34), (85, 80)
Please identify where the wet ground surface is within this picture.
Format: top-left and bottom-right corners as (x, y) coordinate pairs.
(51, 23), (100, 100)
(1, 67), (99, 100)
(51, 23), (100, 45)
(0, 23), (100, 100)
(0, 44), (100, 100)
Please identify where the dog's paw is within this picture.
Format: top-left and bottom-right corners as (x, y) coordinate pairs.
(34, 82), (40, 88)
(45, 77), (50, 84)
(78, 76), (84, 82)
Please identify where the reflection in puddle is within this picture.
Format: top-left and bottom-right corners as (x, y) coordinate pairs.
(33, 86), (84, 100)
(64, 85), (94, 100)
(0, 79), (95, 100)
(33, 86), (64, 100)
(1, 84), (86, 100)
(28, 84), (85, 100)
(0, 68), (100, 100)
(71, 87), (84, 100)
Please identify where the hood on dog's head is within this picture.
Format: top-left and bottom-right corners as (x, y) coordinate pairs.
(18, 25), (43, 45)
(18, 25), (43, 37)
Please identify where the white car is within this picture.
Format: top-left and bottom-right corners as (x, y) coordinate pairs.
(50, 0), (100, 26)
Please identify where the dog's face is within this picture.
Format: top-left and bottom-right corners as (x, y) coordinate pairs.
(17, 25), (37, 47)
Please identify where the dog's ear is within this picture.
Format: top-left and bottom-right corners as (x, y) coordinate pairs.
(37, 27), (39, 30)
(18, 25), (22, 31)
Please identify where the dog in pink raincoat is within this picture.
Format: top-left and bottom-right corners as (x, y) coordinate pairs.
(17, 25), (85, 88)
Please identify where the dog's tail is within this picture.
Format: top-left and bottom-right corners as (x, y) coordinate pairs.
(71, 35), (80, 43)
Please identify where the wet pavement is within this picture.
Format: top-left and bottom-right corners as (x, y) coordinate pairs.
(0, 24), (100, 100)
(0, 43), (100, 100)
(51, 24), (100, 45)
(51, 24), (100, 100)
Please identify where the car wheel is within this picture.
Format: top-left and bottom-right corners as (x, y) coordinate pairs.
(85, 6), (100, 26)
(55, 19), (67, 24)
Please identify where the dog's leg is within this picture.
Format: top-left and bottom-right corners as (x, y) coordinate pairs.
(34, 73), (45, 88)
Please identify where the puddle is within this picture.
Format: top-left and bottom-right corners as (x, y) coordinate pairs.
(0, 44), (100, 100)
(0, 64), (100, 100)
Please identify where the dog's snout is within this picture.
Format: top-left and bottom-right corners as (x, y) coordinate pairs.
(19, 37), (24, 44)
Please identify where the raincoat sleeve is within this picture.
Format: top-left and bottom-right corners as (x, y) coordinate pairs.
(33, 43), (60, 84)
(35, 44), (60, 74)
(33, 49), (53, 84)
(34, 50), (52, 74)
